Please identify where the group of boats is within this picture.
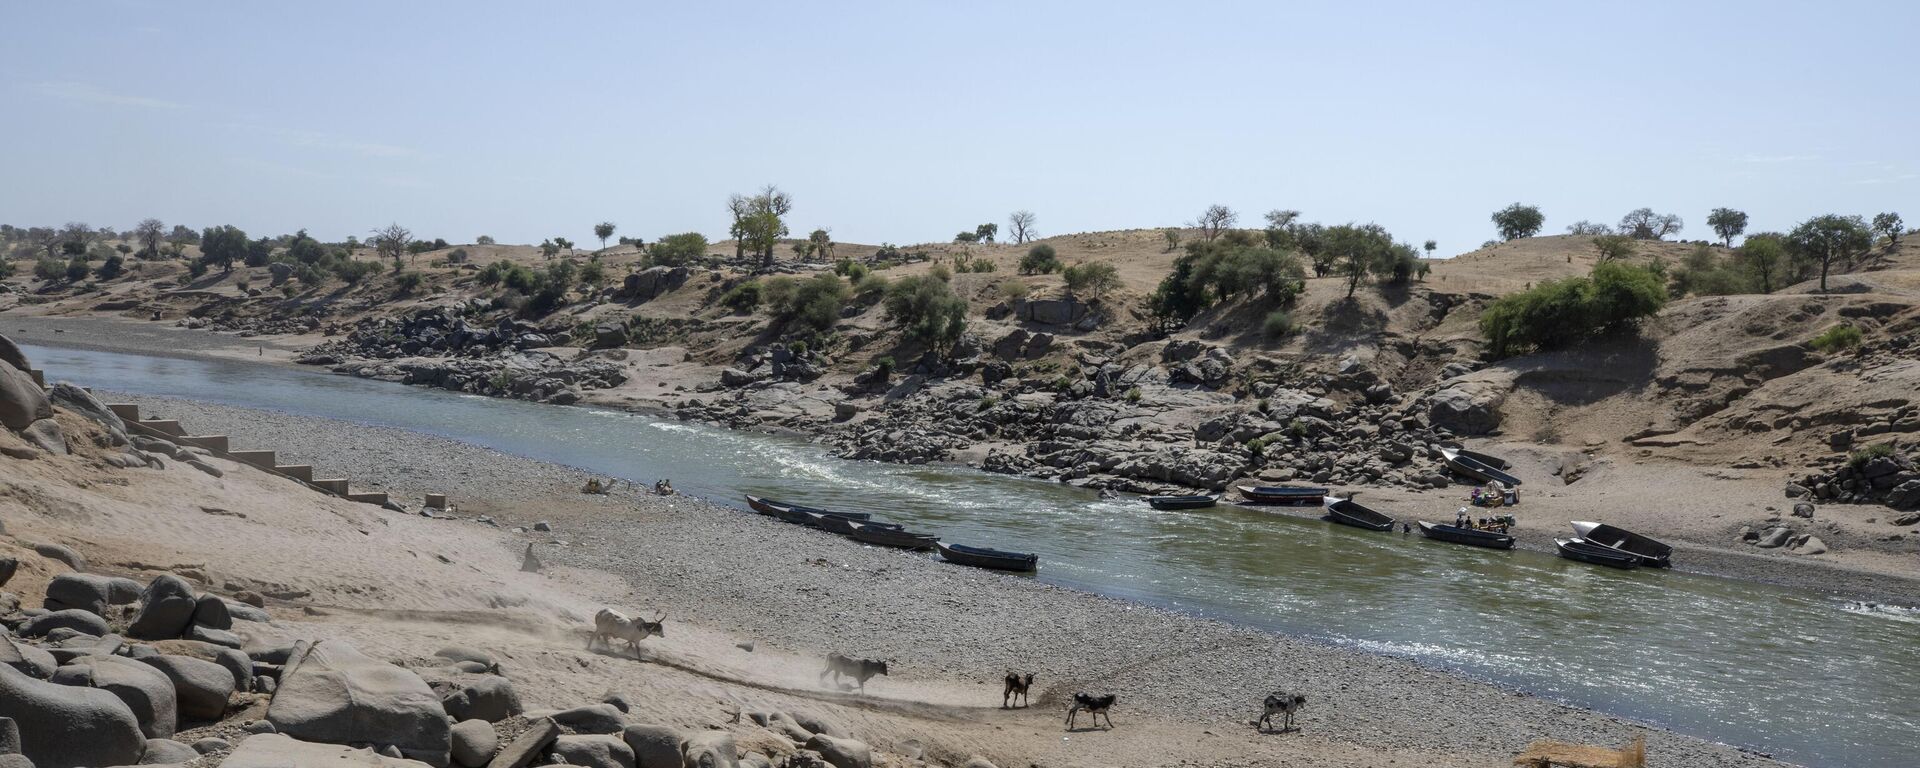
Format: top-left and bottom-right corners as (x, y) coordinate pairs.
(744, 494), (1039, 572)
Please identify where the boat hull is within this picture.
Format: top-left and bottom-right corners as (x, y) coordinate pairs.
(1442, 450), (1523, 486)
(1417, 521), (1515, 549)
(937, 542), (1038, 572)
(1148, 495), (1219, 510)
(849, 523), (937, 550)
(1557, 538), (1640, 569)
(1237, 486), (1330, 505)
(1324, 498), (1395, 531)
(1569, 521), (1672, 567)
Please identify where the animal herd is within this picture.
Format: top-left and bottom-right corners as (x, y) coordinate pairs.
(591, 609), (1308, 733)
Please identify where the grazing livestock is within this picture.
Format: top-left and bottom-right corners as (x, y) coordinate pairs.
(1002, 671), (1034, 708)
(589, 608), (665, 658)
(820, 653), (889, 690)
(1259, 692), (1307, 732)
(1065, 692), (1116, 729)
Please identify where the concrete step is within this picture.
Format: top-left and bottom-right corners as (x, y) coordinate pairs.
(28, 369), (44, 387)
(178, 435), (230, 453)
(228, 450), (277, 470)
(274, 465), (314, 482)
(312, 478), (350, 495)
(346, 491), (389, 506)
(107, 404), (141, 421)
(137, 419), (187, 437)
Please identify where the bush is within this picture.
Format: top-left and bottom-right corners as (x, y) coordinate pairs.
(1125, 387), (1142, 403)
(883, 274), (969, 350)
(771, 273), (851, 333)
(34, 257), (64, 281)
(333, 259), (382, 284)
(854, 273), (889, 299)
(93, 254), (125, 280)
(1262, 310), (1293, 339)
(1150, 241), (1305, 321)
(1809, 324), (1862, 353)
(722, 281), (763, 313)
(64, 257), (90, 282)
(579, 258), (606, 287)
(186, 258), (209, 278)
(930, 263), (952, 283)
(835, 260), (869, 280)
(1849, 442), (1896, 467)
(0, 259), (12, 279)
(293, 263), (326, 287)
(395, 271), (425, 296)
(1062, 261), (1121, 300)
(1019, 244), (1061, 275)
(652, 232), (708, 266)
(446, 248), (469, 264)
(1479, 261), (1667, 357)
(998, 280), (1030, 303)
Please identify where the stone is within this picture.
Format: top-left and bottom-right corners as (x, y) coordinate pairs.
(0, 334), (28, 373)
(599, 692), (636, 714)
(19, 610), (109, 639)
(436, 674), (522, 723)
(435, 646), (495, 667)
(488, 718), (559, 768)
(803, 735), (869, 768)
(234, 591), (267, 608)
(549, 703), (624, 734)
(617, 724), (681, 768)
(787, 714), (842, 738)
(224, 599), (272, 624)
(0, 558), (15, 589)
(0, 663), (147, 768)
(128, 576), (198, 641)
(1791, 535), (1829, 555)
(30, 544), (86, 572)
(0, 717), (17, 754)
(20, 421), (61, 458)
(266, 641), (452, 766)
(533, 521), (552, 532)
(1018, 299), (1089, 326)
(617, 267), (690, 304)
(141, 738), (200, 764)
(1791, 502), (1815, 519)
(0, 363), (52, 433)
(1426, 378), (1506, 435)
(186, 626), (242, 649)
(0, 636), (57, 678)
(450, 719), (498, 768)
(990, 329), (1029, 361)
(719, 368), (765, 388)
(190, 595), (232, 630)
(189, 738), (231, 754)
(43, 575), (120, 617)
(243, 719), (276, 734)
(47, 384), (128, 446)
(106, 578), (143, 604)
(52, 654), (178, 738)
(961, 758), (999, 768)
(765, 714), (813, 744)
(223, 734), (435, 768)
(136, 655), (235, 722)
(1754, 527), (1793, 548)
(550, 735), (634, 768)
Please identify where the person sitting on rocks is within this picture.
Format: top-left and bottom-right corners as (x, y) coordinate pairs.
(653, 479), (674, 496)
(583, 478), (604, 495)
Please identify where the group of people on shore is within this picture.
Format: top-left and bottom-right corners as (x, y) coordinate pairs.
(580, 477), (676, 496)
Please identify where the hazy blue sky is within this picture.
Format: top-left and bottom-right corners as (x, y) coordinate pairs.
(3, 1), (1913, 254)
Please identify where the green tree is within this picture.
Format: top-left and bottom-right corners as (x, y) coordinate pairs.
(1020, 244), (1061, 275)
(554, 237), (574, 257)
(1194, 204), (1238, 243)
(974, 223), (998, 243)
(1872, 212), (1904, 247)
(1162, 228), (1181, 252)
(539, 239), (560, 260)
(1490, 203), (1545, 241)
(594, 222), (616, 250)
(1061, 261), (1121, 300)
(807, 228), (833, 261)
(883, 275), (969, 351)
(1707, 208), (1748, 246)
(1735, 234), (1788, 293)
(1324, 223), (1393, 297)
(476, 235), (496, 245)
(1479, 262), (1667, 357)
(1423, 239), (1437, 259)
(771, 273), (851, 333)
(1592, 234), (1636, 262)
(95, 253), (125, 280)
(730, 185), (792, 269)
(65, 257), (90, 282)
(1788, 214), (1871, 292)
(954, 231), (979, 243)
(287, 230), (328, 265)
(652, 232), (709, 266)
(199, 225), (248, 273)
(244, 237), (275, 267)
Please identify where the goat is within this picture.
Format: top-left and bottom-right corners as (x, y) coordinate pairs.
(820, 653), (889, 690)
(1065, 692), (1116, 729)
(1002, 671), (1034, 709)
(589, 608), (665, 658)
(1258, 692), (1307, 732)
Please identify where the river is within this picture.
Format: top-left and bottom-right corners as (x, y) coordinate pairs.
(22, 343), (1918, 767)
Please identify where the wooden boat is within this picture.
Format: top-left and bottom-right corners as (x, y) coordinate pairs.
(936, 542), (1039, 572)
(1441, 448), (1522, 486)
(742, 495), (869, 525)
(1417, 521), (1515, 549)
(1443, 445), (1513, 470)
(1323, 497), (1395, 532)
(1237, 486), (1330, 505)
(1556, 538), (1640, 569)
(1147, 494), (1219, 510)
(848, 522), (938, 551)
(1570, 521), (1673, 568)
(806, 511), (901, 536)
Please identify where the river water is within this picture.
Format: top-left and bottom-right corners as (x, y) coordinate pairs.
(22, 344), (1918, 767)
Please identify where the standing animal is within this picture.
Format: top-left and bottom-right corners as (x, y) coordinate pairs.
(1258, 692), (1307, 732)
(1065, 692), (1116, 729)
(589, 608), (665, 657)
(820, 653), (889, 690)
(1002, 671), (1034, 708)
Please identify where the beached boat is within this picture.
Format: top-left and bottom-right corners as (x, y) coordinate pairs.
(743, 495), (869, 525)
(1441, 448), (1523, 486)
(1237, 486), (1330, 505)
(1570, 521), (1673, 568)
(1147, 494), (1219, 510)
(937, 542), (1039, 572)
(1417, 521), (1515, 549)
(806, 511), (900, 536)
(1323, 497), (1395, 531)
(1556, 538), (1640, 569)
(848, 522), (938, 551)
(1442, 445), (1513, 470)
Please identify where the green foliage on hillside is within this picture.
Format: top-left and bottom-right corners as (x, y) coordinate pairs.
(1809, 324), (1862, 353)
(1149, 239), (1305, 322)
(1479, 261), (1668, 358)
(884, 274), (968, 350)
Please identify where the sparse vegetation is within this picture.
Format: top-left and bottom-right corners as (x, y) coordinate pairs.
(1194, 204), (1238, 243)
(1262, 310), (1293, 339)
(1667, 245), (1755, 297)
(652, 232), (709, 267)
(1809, 324), (1863, 353)
(594, 222), (616, 250)
(1619, 208), (1683, 240)
(1162, 228), (1181, 252)
(1007, 210), (1037, 244)
(1592, 234), (1636, 262)
(1872, 212), (1904, 248)
(1479, 261), (1668, 358)
(1566, 220), (1613, 236)
(730, 185), (793, 269)
(883, 274), (969, 351)
(997, 279), (1030, 303)
(394, 271), (425, 296)
(1849, 442), (1895, 467)
(370, 223), (412, 265)
(1150, 239), (1305, 321)
(770, 273), (851, 333)
(95, 254), (124, 280)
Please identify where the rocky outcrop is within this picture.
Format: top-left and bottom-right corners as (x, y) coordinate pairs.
(223, 734), (434, 768)
(266, 641), (451, 766)
(128, 575), (199, 641)
(0, 663), (147, 768)
(615, 266), (690, 304)
(1426, 376), (1509, 435)
(1790, 447), (1920, 508)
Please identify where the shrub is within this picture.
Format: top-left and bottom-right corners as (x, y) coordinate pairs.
(95, 254), (125, 280)
(0, 259), (12, 279)
(333, 259), (382, 284)
(395, 271), (425, 296)
(883, 274), (969, 350)
(874, 355), (895, 372)
(854, 273), (888, 299)
(1809, 324), (1862, 353)
(64, 257), (90, 282)
(446, 248), (469, 264)
(1849, 442), (1896, 467)
(1125, 387), (1142, 403)
(835, 260), (869, 280)
(1062, 261), (1120, 300)
(1150, 241), (1305, 321)
(186, 258), (209, 278)
(1019, 244), (1061, 275)
(476, 235), (496, 245)
(998, 280), (1030, 303)
(1262, 310), (1293, 339)
(579, 258), (606, 287)
(34, 257), (64, 281)
(652, 232), (708, 266)
(930, 263), (952, 282)
(771, 273), (851, 333)
(293, 263), (326, 287)
(722, 281), (763, 313)
(1479, 261), (1667, 357)
(977, 395), (997, 410)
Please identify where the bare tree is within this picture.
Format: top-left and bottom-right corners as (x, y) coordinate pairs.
(370, 223), (412, 266)
(1619, 208), (1683, 240)
(1263, 209), (1300, 229)
(1194, 205), (1238, 243)
(135, 218), (166, 259)
(1008, 210), (1037, 245)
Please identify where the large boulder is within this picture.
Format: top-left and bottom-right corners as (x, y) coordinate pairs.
(1018, 299), (1090, 326)
(0, 334), (28, 373)
(51, 655), (178, 738)
(803, 735), (869, 768)
(0, 364), (51, 433)
(136, 655), (235, 722)
(47, 383), (128, 446)
(0, 663), (148, 768)
(550, 735), (635, 768)
(128, 575), (198, 641)
(449, 719), (497, 768)
(434, 673), (521, 723)
(19, 609), (109, 639)
(189, 595), (232, 630)
(30, 543), (85, 572)
(141, 737), (201, 764)
(618, 266), (690, 304)
(148, 640), (251, 692)
(266, 641), (451, 766)
(0, 635), (57, 678)
(1427, 377), (1509, 436)
(619, 724), (681, 768)
(548, 703), (624, 734)
(490, 719), (559, 768)
(45, 573), (116, 616)
(681, 731), (737, 768)
(223, 734), (435, 768)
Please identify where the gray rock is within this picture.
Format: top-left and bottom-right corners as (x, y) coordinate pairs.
(106, 578), (142, 605)
(961, 757), (1000, 768)
(19, 610), (108, 639)
(140, 738), (200, 764)
(1755, 526), (1793, 548)
(450, 719), (498, 768)
(617, 724), (681, 768)
(189, 595), (231, 630)
(765, 714), (813, 744)
(243, 719), (276, 734)
(47, 384), (128, 447)
(434, 646), (495, 667)
(548, 703), (624, 734)
(1792, 502), (1816, 519)
(189, 738), (230, 754)
(550, 735), (634, 768)
(30, 544), (85, 573)
(136, 655), (235, 722)
(491, 718), (560, 768)
(0, 364), (52, 433)
(46, 574), (116, 616)
(1792, 535), (1829, 555)
(0, 663), (147, 768)
(222, 734), (434, 768)
(52, 654), (178, 738)
(0, 716), (17, 754)
(599, 692), (636, 714)
(787, 714), (842, 738)
(128, 576), (197, 641)
(223, 599), (271, 624)
(186, 625), (242, 649)
(1426, 379), (1506, 435)
(803, 735), (869, 768)
(0, 558), (15, 589)
(0, 334), (29, 373)
(266, 641), (451, 766)
(0, 636), (57, 678)
(533, 521), (552, 533)
(680, 731), (735, 768)
(436, 674), (522, 723)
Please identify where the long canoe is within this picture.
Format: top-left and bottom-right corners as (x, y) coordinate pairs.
(1556, 538), (1640, 569)
(1237, 486), (1331, 505)
(1441, 449), (1523, 486)
(849, 522), (938, 551)
(743, 495), (870, 525)
(1323, 497), (1395, 531)
(1147, 494), (1219, 510)
(806, 511), (900, 536)
(1570, 521), (1673, 568)
(1442, 445), (1513, 470)
(937, 542), (1039, 572)
(1417, 521), (1515, 549)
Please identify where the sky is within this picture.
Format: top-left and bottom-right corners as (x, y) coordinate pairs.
(2, 1), (1914, 255)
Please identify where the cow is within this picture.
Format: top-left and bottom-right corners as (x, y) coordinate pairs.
(820, 653), (889, 690)
(1258, 692), (1307, 733)
(589, 608), (665, 658)
(1002, 671), (1034, 709)
(1066, 692), (1116, 729)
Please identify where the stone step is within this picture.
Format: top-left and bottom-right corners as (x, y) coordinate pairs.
(137, 419), (187, 437)
(312, 478), (350, 495)
(275, 465), (314, 483)
(107, 403), (141, 421)
(29, 369), (45, 387)
(425, 493), (449, 509)
(346, 491), (389, 506)
(178, 435), (230, 453)
(228, 450), (277, 470)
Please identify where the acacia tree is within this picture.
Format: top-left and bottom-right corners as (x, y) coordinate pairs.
(594, 222), (616, 250)
(1707, 208), (1748, 246)
(135, 218), (166, 259)
(1194, 204), (1238, 243)
(199, 225), (248, 273)
(555, 237), (575, 257)
(370, 223), (411, 266)
(1008, 210), (1037, 244)
(975, 223), (997, 243)
(1324, 223), (1393, 298)
(1788, 214), (1871, 292)
(539, 239), (560, 260)
(1162, 228), (1181, 252)
(730, 185), (792, 269)
(1736, 234), (1788, 293)
(1872, 212), (1904, 247)
(1423, 239), (1437, 258)
(1490, 203), (1544, 241)
(1619, 208), (1683, 240)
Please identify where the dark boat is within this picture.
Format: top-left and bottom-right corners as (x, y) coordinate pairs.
(1443, 445), (1513, 470)
(1571, 521), (1673, 568)
(1417, 521), (1515, 549)
(1441, 449), (1523, 486)
(742, 495), (869, 525)
(848, 522), (938, 551)
(1147, 494), (1219, 510)
(936, 542), (1039, 572)
(1237, 486), (1330, 505)
(806, 511), (900, 536)
(1323, 497), (1395, 532)
(1556, 538), (1640, 569)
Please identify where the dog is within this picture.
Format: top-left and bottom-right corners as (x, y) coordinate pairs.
(1066, 692), (1116, 729)
(1002, 671), (1034, 708)
(1258, 692), (1307, 732)
(820, 653), (889, 690)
